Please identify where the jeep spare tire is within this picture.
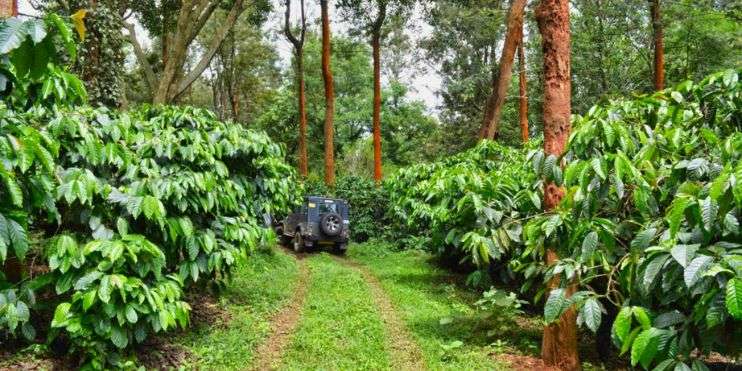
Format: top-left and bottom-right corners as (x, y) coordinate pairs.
(320, 213), (342, 236)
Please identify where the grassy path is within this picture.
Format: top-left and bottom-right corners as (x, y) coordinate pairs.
(279, 254), (392, 370)
(175, 250), (300, 369)
(348, 242), (543, 370)
(251, 255), (310, 370)
(331, 255), (426, 370)
(170, 243), (544, 370)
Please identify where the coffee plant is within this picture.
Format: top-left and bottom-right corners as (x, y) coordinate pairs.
(0, 15), (301, 368)
(385, 140), (540, 283)
(387, 70), (741, 368)
(0, 14), (79, 341)
(0, 14), (86, 108)
(528, 69), (741, 369)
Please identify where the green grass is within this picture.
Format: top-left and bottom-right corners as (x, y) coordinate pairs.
(280, 253), (391, 370)
(348, 241), (542, 370)
(176, 248), (300, 369)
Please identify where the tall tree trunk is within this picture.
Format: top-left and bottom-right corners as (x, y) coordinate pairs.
(320, 0), (335, 187)
(285, 0), (308, 178)
(536, 0), (580, 370)
(372, 33), (382, 183)
(369, 1), (386, 184)
(518, 40), (529, 143)
(0, 0), (18, 17)
(650, 0), (664, 90)
(296, 49), (309, 178)
(478, 0), (528, 140)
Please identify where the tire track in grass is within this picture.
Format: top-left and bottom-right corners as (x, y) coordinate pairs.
(280, 254), (391, 370)
(251, 250), (310, 371)
(332, 255), (427, 371)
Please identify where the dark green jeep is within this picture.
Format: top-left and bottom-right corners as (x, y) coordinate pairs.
(277, 196), (350, 254)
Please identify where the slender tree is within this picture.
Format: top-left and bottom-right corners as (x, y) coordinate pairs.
(478, 0), (528, 140)
(320, 0), (335, 186)
(370, 2), (386, 183)
(284, 0), (308, 178)
(650, 0), (664, 90)
(338, 0), (414, 183)
(517, 39), (528, 142)
(536, 0), (580, 369)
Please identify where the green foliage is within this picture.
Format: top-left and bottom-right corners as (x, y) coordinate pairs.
(388, 69), (741, 368)
(256, 34), (439, 173)
(49, 233), (190, 367)
(49, 105), (301, 287)
(0, 28), (300, 365)
(525, 69), (742, 368)
(65, 0), (126, 107)
(0, 15), (86, 108)
(385, 140), (540, 280)
(0, 15), (77, 337)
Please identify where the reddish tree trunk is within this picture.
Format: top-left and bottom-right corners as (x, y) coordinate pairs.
(0, 0), (17, 17)
(536, 0), (580, 370)
(297, 50), (308, 178)
(479, 0), (528, 140)
(372, 34), (382, 183)
(285, 0), (308, 178)
(518, 40), (528, 142)
(320, 0), (335, 187)
(650, 0), (664, 90)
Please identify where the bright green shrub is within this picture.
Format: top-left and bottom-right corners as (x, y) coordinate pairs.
(34, 104), (300, 365)
(49, 105), (301, 286)
(524, 69), (741, 369)
(0, 15), (86, 108)
(385, 141), (540, 279)
(49, 232), (190, 368)
(0, 14), (301, 367)
(387, 70), (741, 368)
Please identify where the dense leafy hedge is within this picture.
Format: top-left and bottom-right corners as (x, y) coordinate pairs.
(0, 15), (300, 368)
(385, 140), (540, 283)
(386, 70), (741, 368)
(526, 69), (741, 369)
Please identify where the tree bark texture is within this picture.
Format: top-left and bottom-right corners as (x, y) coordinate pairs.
(518, 40), (529, 143)
(371, 1), (386, 184)
(0, 0), (17, 17)
(285, 0), (308, 178)
(320, 0), (335, 187)
(478, 0), (528, 140)
(126, 0), (245, 104)
(536, 0), (580, 370)
(372, 34), (383, 183)
(650, 0), (664, 90)
(296, 50), (309, 178)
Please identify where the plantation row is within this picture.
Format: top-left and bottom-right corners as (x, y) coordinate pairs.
(0, 16), (301, 368)
(375, 70), (741, 369)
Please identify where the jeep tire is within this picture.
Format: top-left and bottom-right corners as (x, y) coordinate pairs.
(332, 243), (347, 256)
(293, 232), (305, 253)
(277, 226), (291, 246)
(320, 212), (343, 237)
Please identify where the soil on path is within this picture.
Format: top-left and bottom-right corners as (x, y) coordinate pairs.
(250, 251), (310, 371)
(332, 255), (427, 371)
